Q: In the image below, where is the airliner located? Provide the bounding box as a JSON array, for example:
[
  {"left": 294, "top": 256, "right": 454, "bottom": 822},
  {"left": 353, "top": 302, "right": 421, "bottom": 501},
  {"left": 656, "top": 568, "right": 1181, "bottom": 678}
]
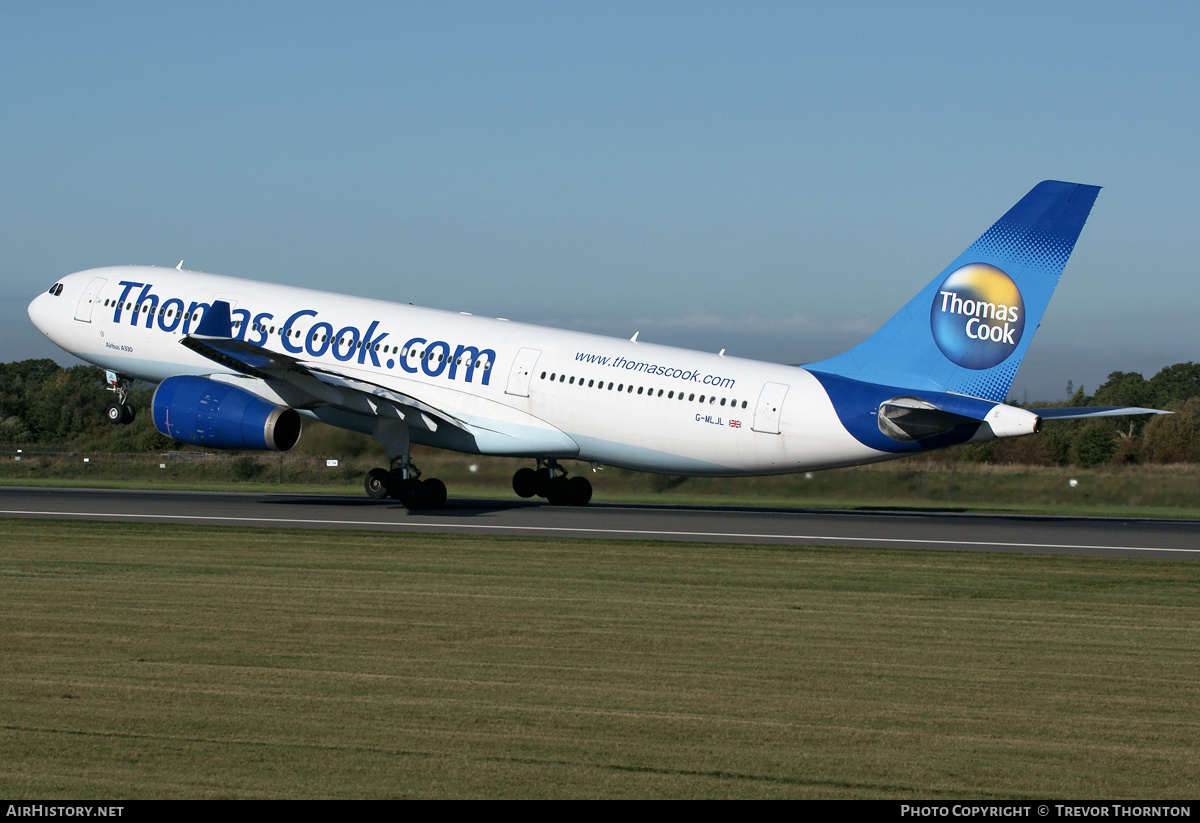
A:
[{"left": 27, "top": 181, "right": 1161, "bottom": 508}]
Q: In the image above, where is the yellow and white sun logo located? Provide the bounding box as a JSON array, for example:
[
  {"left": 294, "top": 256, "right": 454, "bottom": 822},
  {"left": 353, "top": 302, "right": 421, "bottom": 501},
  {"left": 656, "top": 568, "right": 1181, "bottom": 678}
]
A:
[{"left": 929, "top": 263, "right": 1025, "bottom": 369}]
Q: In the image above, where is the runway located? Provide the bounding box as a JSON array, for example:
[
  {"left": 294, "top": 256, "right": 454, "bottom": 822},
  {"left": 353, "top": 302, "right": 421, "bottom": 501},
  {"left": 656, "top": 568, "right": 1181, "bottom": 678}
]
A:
[{"left": 2, "top": 485, "right": 1197, "bottom": 558}]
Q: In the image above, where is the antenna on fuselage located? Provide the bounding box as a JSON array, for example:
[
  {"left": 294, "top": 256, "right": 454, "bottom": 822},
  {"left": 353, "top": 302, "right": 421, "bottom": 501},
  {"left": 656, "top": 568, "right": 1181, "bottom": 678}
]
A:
[
  {"left": 176, "top": 260, "right": 184, "bottom": 270},
  {"left": 630, "top": 331, "right": 639, "bottom": 343}
]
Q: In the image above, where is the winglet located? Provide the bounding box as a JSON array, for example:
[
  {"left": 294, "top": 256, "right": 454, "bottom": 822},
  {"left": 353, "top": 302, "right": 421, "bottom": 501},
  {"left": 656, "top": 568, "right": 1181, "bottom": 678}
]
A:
[{"left": 193, "top": 300, "right": 233, "bottom": 338}]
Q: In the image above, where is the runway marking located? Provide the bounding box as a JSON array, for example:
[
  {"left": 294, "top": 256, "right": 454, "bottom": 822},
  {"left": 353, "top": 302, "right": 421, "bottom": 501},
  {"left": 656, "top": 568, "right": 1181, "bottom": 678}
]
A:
[{"left": 1, "top": 509, "right": 1196, "bottom": 555}]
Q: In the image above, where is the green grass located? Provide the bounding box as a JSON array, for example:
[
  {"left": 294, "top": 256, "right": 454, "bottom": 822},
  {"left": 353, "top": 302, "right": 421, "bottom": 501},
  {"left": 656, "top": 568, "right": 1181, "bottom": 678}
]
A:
[{"left": 2, "top": 519, "right": 1198, "bottom": 798}]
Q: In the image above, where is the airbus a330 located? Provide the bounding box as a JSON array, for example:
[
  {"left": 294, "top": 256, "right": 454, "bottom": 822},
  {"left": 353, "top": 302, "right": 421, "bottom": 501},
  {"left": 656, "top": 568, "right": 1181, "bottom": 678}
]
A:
[{"left": 28, "top": 181, "right": 1159, "bottom": 508}]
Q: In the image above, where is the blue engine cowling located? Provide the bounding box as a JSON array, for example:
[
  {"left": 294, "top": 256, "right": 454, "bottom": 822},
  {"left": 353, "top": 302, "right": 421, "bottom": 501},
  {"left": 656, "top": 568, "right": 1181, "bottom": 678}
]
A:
[{"left": 152, "top": 375, "right": 302, "bottom": 451}]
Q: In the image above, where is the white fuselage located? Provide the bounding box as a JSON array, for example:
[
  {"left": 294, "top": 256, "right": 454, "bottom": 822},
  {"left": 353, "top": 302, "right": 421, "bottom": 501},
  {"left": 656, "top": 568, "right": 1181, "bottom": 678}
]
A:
[{"left": 29, "top": 265, "right": 886, "bottom": 475}]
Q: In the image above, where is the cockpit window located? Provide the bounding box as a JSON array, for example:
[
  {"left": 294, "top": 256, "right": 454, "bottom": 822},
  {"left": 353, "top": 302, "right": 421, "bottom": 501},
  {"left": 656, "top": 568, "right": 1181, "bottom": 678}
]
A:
[{"left": 48, "top": 283, "right": 64, "bottom": 296}]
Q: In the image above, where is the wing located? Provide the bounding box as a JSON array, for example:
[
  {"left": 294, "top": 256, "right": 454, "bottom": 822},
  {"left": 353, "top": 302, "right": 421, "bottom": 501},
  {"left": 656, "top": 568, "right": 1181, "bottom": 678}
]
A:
[
  {"left": 181, "top": 300, "right": 465, "bottom": 426},
  {"left": 180, "top": 300, "right": 578, "bottom": 456}
]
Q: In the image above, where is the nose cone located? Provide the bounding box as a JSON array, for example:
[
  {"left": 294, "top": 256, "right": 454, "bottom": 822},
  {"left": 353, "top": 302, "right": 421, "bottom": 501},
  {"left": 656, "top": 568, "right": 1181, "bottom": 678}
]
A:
[{"left": 28, "top": 290, "right": 55, "bottom": 336}]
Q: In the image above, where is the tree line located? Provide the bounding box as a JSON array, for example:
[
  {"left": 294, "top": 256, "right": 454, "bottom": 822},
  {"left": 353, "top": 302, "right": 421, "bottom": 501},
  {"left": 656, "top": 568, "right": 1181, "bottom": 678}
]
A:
[{"left": 2, "top": 358, "right": 1198, "bottom": 466}]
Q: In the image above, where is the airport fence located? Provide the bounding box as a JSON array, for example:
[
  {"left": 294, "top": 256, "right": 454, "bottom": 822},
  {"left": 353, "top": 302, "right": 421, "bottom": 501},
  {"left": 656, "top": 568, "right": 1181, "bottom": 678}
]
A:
[{"left": 1, "top": 449, "right": 372, "bottom": 487}]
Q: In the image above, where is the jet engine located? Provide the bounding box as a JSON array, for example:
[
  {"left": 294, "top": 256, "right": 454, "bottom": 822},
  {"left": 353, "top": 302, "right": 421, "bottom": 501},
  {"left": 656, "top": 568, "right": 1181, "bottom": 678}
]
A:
[{"left": 152, "top": 375, "right": 302, "bottom": 451}]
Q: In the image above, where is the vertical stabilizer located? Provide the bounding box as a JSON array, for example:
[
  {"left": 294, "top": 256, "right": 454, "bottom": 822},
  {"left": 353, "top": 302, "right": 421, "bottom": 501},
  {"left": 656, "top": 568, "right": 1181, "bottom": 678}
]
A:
[{"left": 807, "top": 181, "right": 1100, "bottom": 401}]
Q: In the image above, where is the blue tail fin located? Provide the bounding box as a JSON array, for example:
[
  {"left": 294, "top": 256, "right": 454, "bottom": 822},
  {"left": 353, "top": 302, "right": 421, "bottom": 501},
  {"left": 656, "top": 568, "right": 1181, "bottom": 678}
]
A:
[{"left": 806, "top": 181, "right": 1101, "bottom": 402}]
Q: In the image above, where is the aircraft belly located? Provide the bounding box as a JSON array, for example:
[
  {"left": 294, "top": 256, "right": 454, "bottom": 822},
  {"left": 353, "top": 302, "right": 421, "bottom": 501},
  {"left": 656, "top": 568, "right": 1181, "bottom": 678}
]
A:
[{"left": 560, "top": 402, "right": 761, "bottom": 474}]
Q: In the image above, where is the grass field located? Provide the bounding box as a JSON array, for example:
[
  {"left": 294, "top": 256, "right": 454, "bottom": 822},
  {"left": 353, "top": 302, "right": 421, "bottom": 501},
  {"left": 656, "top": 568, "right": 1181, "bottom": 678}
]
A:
[{"left": 2, "top": 519, "right": 1198, "bottom": 798}]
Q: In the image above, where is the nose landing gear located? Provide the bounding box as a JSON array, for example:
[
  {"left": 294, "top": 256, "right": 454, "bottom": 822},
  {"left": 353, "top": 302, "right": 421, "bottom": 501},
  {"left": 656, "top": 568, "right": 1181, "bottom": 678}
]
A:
[{"left": 104, "top": 371, "right": 136, "bottom": 425}]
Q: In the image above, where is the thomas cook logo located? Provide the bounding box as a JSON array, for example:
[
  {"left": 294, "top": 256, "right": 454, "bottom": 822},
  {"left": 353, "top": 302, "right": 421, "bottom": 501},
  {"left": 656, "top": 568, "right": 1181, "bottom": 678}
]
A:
[{"left": 930, "top": 263, "right": 1025, "bottom": 370}]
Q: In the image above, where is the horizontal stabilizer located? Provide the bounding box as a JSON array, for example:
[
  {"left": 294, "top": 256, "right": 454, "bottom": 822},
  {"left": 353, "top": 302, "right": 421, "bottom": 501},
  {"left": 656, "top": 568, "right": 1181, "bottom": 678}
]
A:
[{"left": 1037, "top": 406, "right": 1170, "bottom": 420}]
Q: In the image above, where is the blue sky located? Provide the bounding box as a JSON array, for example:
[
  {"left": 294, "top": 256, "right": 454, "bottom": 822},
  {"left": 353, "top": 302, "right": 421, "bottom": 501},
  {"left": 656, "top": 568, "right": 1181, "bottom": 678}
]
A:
[{"left": 2, "top": 1, "right": 1196, "bottom": 400}]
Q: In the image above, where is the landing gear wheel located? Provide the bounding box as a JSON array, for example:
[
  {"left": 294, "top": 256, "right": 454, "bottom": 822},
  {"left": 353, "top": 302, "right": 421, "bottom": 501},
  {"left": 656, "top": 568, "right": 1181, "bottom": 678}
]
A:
[
  {"left": 105, "top": 373, "right": 134, "bottom": 425},
  {"left": 545, "top": 476, "right": 571, "bottom": 506},
  {"left": 365, "top": 468, "right": 392, "bottom": 499},
  {"left": 513, "top": 467, "right": 537, "bottom": 498},
  {"left": 388, "top": 469, "right": 412, "bottom": 500},
  {"left": 567, "top": 476, "right": 592, "bottom": 506},
  {"left": 391, "top": 477, "right": 422, "bottom": 506},
  {"left": 422, "top": 478, "right": 447, "bottom": 510},
  {"left": 533, "top": 467, "right": 552, "bottom": 498}
]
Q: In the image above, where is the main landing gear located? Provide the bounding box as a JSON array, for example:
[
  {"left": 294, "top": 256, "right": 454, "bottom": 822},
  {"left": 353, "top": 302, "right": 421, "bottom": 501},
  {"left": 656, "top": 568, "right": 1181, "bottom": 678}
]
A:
[
  {"left": 105, "top": 371, "right": 136, "bottom": 425},
  {"left": 364, "top": 461, "right": 447, "bottom": 510},
  {"left": 512, "top": 459, "right": 592, "bottom": 506},
  {"left": 365, "top": 420, "right": 447, "bottom": 510}
]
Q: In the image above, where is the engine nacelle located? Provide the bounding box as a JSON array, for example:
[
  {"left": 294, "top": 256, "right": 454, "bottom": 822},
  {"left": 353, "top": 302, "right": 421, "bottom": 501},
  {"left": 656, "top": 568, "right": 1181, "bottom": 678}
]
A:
[{"left": 152, "top": 375, "right": 302, "bottom": 451}]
